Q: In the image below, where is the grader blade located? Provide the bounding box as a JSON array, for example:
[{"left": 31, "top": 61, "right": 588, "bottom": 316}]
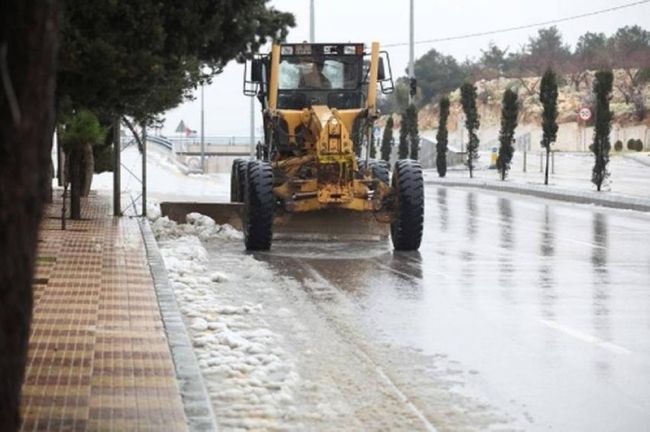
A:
[
  {"left": 273, "top": 210, "right": 389, "bottom": 241},
  {"left": 159, "top": 202, "right": 388, "bottom": 241}
]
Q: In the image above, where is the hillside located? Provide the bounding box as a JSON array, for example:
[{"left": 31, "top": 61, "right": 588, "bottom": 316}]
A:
[{"left": 415, "top": 69, "right": 650, "bottom": 135}]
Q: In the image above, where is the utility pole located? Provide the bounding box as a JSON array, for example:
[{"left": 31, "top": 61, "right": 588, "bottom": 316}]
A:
[
  {"left": 200, "top": 83, "right": 205, "bottom": 172},
  {"left": 310, "top": 0, "right": 315, "bottom": 43},
  {"left": 142, "top": 123, "right": 147, "bottom": 217},
  {"left": 408, "top": 0, "right": 415, "bottom": 105},
  {"left": 113, "top": 117, "right": 121, "bottom": 216}
]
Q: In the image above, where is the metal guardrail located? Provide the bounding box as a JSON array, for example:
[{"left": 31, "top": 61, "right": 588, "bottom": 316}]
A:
[
  {"left": 147, "top": 135, "right": 174, "bottom": 151},
  {"left": 163, "top": 136, "right": 264, "bottom": 147}
]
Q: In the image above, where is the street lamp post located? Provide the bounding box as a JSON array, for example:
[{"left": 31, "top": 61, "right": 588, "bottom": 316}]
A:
[
  {"left": 408, "top": 0, "right": 415, "bottom": 105},
  {"left": 310, "top": 0, "right": 315, "bottom": 43},
  {"left": 200, "top": 82, "right": 205, "bottom": 172}
]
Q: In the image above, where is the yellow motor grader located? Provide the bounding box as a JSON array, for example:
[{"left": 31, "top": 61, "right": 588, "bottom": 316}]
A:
[{"left": 232, "top": 42, "right": 423, "bottom": 251}]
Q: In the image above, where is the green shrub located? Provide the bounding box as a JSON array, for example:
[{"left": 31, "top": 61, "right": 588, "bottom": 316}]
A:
[
  {"left": 635, "top": 139, "right": 644, "bottom": 152},
  {"left": 627, "top": 138, "right": 636, "bottom": 150},
  {"left": 614, "top": 140, "right": 623, "bottom": 151}
]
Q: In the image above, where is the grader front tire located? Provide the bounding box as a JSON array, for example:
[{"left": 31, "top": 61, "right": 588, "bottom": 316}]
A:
[
  {"left": 390, "top": 159, "right": 424, "bottom": 251},
  {"left": 243, "top": 160, "right": 274, "bottom": 251}
]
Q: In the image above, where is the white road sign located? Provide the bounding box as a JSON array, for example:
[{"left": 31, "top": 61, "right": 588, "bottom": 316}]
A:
[{"left": 579, "top": 107, "right": 592, "bottom": 122}]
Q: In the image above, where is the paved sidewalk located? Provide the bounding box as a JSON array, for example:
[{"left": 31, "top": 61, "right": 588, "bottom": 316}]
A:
[{"left": 20, "top": 192, "right": 188, "bottom": 431}]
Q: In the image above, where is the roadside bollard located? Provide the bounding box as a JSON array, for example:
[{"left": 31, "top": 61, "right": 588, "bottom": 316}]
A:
[{"left": 523, "top": 151, "right": 527, "bottom": 173}]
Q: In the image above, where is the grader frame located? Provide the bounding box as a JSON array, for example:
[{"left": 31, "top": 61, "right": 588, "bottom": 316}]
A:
[{"left": 234, "top": 42, "right": 423, "bottom": 251}]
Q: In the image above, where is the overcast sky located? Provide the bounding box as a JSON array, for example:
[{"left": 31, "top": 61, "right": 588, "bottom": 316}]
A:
[{"left": 160, "top": 0, "right": 649, "bottom": 137}]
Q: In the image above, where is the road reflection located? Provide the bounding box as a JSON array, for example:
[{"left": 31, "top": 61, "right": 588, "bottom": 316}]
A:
[
  {"left": 591, "top": 213, "right": 611, "bottom": 375},
  {"left": 538, "top": 206, "right": 556, "bottom": 321},
  {"left": 437, "top": 188, "right": 449, "bottom": 232},
  {"left": 460, "top": 193, "right": 477, "bottom": 294},
  {"left": 498, "top": 198, "right": 515, "bottom": 294},
  {"left": 466, "top": 192, "right": 478, "bottom": 241},
  {"left": 387, "top": 251, "right": 423, "bottom": 300}
]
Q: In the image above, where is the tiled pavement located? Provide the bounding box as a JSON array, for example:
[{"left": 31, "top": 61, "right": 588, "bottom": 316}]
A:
[{"left": 20, "top": 192, "right": 189, "bottom": 431}]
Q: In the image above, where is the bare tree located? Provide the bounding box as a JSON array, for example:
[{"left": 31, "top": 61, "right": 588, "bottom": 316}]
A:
[{"left": 609, "top": 26, "right": 650, "bottom": 120}]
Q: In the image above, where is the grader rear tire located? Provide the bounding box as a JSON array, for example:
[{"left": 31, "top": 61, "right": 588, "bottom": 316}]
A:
[
  {"left": 243, "top": 160, "right": 274, "bottom": 251},
  {"left": 230, "top": 158, "right": 247, "bottom": 202},
  {"left": 390, "top": 159, "right": 424, "bottom": 251},
  {"left": 359, "top": 159, "right": 390, "bottom": 184},
  {"left": 369, "top": 160, "right": 390, "bottom": 184}
]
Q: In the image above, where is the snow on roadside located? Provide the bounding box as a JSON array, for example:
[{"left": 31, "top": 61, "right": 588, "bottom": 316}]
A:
[
  {"left": 93, "top": 146, "right": 230, "bottom": 202},
  {"left": 150, "top": 209, "right": 301, "bottom": 430},
  {"left": 427, "top": 151, "right": 650, "bottom": 197}
]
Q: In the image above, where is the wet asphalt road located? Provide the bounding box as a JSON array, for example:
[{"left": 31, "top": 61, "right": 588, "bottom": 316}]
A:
[{"left": 212, "top": 186, "right": 650, "bottom": 431}]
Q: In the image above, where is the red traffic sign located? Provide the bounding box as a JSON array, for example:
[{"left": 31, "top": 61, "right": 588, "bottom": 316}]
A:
[{"left": 578, "top": 107, "right": 592, "bottom": 122}]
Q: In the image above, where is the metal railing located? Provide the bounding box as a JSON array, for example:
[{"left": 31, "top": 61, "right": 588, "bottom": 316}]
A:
[{"left": 161, "top": 135, "right": 264, "bottom": 147}]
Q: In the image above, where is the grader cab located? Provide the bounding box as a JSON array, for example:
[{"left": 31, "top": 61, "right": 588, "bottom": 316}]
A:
[{"left": 232, "top": 42, "right": 424, "bottom": 251}]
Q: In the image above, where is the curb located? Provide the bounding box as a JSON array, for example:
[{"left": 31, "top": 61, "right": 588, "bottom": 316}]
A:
[
  {"left": 424, "top": 178, "right": 650, "bottom": 213},
  {"left": 140, "top": 219, "right": 219, "bottom": 432}
]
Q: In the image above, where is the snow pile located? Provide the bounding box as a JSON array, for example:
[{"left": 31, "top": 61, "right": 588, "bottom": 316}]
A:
[
  {"left": 151, "top": 211, "right": 242, "bottom": 242},
  {"left": 185, "top": 212, "right": 243, "bottom": 241},
  {"left": 146, "top": 198, "right": 162, "bottom": 220},
  {"left": 155, "top": 211, "right": 300, "bottom": 429}
]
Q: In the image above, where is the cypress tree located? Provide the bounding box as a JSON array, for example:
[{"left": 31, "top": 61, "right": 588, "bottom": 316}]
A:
[
  {"left": 460, "top": 83, "right": 480, "bottom": 178},
  {"left": 369, "top": 134, "right": 377, "bottom": 159},
  {"left": 436, "top": 96, "right": 450, "bottom": 177},
  {"left": 591, "top": 70, "right": 614, "bottom": 191},
  {"left": 407, "top": 104, "right": 420, "bottom": 160},
  {"left": 540, "top": 68, "right": 558, "bottom": 186},
  {"left": 398, "top": 113, "right": 409, "bottom": 159},
  {"left": 380, "top": 116, "right": 394, "bottom": 163},
  {"left": 497, "top": 89, "right": 519, "bottom": 181}
]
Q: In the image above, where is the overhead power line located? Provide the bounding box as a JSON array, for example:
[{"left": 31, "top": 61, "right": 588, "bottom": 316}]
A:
[{"left": 384, "top": 0, "right": 650, "bottom": 48}]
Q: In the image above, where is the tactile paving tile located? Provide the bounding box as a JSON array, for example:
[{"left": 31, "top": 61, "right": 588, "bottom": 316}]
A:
[{"left": 21, "top": 192, "right": 188, "bottom": 431}]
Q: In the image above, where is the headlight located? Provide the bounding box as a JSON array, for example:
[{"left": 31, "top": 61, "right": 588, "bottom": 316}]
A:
[{"left": 280, "top": 46, "right": 294, "bottom": 55}]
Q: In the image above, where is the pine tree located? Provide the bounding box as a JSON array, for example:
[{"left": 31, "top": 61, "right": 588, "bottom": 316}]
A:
[
  {"left": 540, "top": 68, "right": 558, "bottom": 186},
  {"left": 60, "top": 110, "right": 106, "bottom": 219},
  {"left": 407, "top": 104, "right": 420, "bottom": 160},
  {"left": 380, "top": 116, "right": 394, "bottom": 163},
  {"left": 436, "top": 96, "right": 450, "bottom": 177},
  {"left": 497, "top": 89, "right": 519, "bottom": 180},
  {"left": 460, "top": 83, "right": 480, "bottom": 178},
  {"left": 591, "top": 70, "right": 613, "bottom": 191},
  {"left": 398, "top": 113, "right": 409, "bottom": 159}
]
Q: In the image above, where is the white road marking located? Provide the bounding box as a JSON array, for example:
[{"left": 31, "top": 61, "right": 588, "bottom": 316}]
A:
[
  {"left": 561, "top": 237, "right": 606, "bottom": 249},
  {"left": 539, "top": 319, "right": 632, "bottom": 355},
  {"left": 372, "top": 259, "right": 450, "bottom": 280}
]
